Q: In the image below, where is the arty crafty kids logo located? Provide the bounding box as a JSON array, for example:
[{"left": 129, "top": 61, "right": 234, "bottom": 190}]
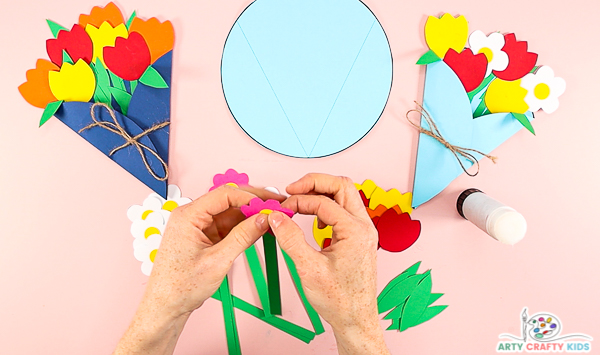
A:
[{"left": 497, "top": 308, "right": 592, "bottom": 353}]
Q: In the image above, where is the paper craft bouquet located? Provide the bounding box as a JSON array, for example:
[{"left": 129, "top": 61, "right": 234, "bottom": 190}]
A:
[
  {"left": 412, "top": 14, "right": 565, "bottom": 207},
  {"left": 19, "top": 2, "right": 174, "bottom": 197}
]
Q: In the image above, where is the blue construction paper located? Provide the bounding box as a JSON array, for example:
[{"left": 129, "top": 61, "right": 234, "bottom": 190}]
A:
[
  {"left": 54, "top": 102, "right": 168, "bottom": 197},
  {"left": 412, "top": 61, "right": 533, "bottom": 208},
  {"left": 221, "top": 0, "right": 392, "bottom": 158}
]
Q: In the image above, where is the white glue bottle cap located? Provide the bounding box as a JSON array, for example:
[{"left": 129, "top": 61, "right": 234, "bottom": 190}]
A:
[{"left": 456, "top": 189, "right": 527, "bottom": 245}]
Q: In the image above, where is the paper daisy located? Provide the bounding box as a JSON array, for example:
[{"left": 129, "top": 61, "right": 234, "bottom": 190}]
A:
[
  {"left": 520, "top": 66, "right": 566, "bottom": 113},
  {"left": 133, "top": 233, "right": 162, "bottom": 276},
  {"left": 130, "top": 211, "right": 166, "bottom": 239},
  {"left": 127, "top": 184, "right": 191, "bottom": 223},
  {"left": 210, "top": 169, "right": 250, "bottom": 190},
  {"left": 241, "top": 198, "right": 294, "bottom": 218},
  {"left": 468, "top": 30, "right": 509, "bottom": 76}
]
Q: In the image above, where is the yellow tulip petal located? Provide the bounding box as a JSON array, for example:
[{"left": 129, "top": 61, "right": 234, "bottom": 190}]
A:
[
  {"left": 312, "top": 218, "right": 333, "bottom": 248},
  {"left": 485, "top": 78, "right": 529, "bottom": 114},
  {"left": 85, "top": 22, "right": 129, "bottom": 65},
  {"left": 369, "top": 187, "right": 413, "bottom": 214},
  {"left": 425, "top": 14, "right": 469, "bottom": 58},
  {"left": 48, "top": 59, "right": 96, "bottom": 102},
  {"left": 355, "top": 179, "right": 378, "bottom": 199}
]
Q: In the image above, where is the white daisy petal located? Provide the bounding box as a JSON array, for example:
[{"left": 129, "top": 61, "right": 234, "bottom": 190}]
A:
[
  {"left": 487, "top": 32, "right": 505, "bottom": 49},
  {"left": 542, "top": 98, "right": 560, "bottom": 113},
  {"left": 468, "top": 30, "right": 487, "bottom": 50},
  {"left": 167, "top": 185, "right": 182, "bottom": 200},
  {"left": 127, "top": 205, "right": 143, "bottom": 222},
  {"left": 551, "top": 77, "right": 566, "bottom": 97},
  {"left": 492, "top": 50, "right": 509, "bottom": 72},
  {"left": 130, "top": 212, "right": 165, "bottom": 239}
]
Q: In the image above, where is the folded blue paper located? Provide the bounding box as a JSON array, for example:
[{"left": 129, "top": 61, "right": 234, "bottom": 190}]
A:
[
  {"left": 221, "top": 0, "right": 392, "bottom": 158},
  {"left": 54, "top": 52, "right": 172, "bottom": 198},
  {"left": 412, "top": 61, "right": 533, "bottom": 208}
]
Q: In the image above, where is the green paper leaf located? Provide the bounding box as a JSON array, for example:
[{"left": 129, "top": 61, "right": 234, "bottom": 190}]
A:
[
  {"left": 108, "top": 71, "right": 126, "bottom": 91},
  {"left": 399, "top": 274, "right": 432, "bottom": 331},
  {"left": 386, "top": 318, "right": 400, "bottom": 331},
  {"left": 512, "top": 112, "right": 536, "bottom": 135},
  {"left": 417, "top": 305, "right": 448, "bottom": 325},
  {"left": 244, "top": 245, "right": 272, "bottom": 317},
  {"left": 126, "top": 10, "right": 137, "bottom": 29},
  {"left": 139, "top": 66, "right": 169, "bottom": 88},
  {"left": 91, "top": 60, "right": 113, "bottom": 107},
  {"left": 263, "top": 232, "right": 282, "bottom": 315},
  {"left": 377, "top": 262, "right": 421, "bottom": 306},
  {"left": 473, "top": 96, "right": 489, "bottom": 118},
  {"left": 130, "top": 80, "right": 138, "bottom": 95},
  {"left": 46, "top": 19, "right": 67, "bottom": 38},
  {"left": 62, "top": 50, "right": 73, "bottom": 65},
  {"left": 39, "top": 100, "right": 63, "bottom": 126},
  {"left": 93, "top": 59, "right": 111, "bottom": 88},
  {"left": 379, "top": 271, "right": 429, "bottom": 314},
  {"left": 108, "top": 87, "right": 132, "bottom": 115},
  {"left": 416, "top": 50, "right": 441, "bottom": 65},
  {"left": 427, "top": 293, "right": 444, "bottom": 306},
  {"left": 468, "top": 74, "right": 496, "bottom": 101},
  {"left": 383, "top": 298, "right": 408, "bottom": 321}
]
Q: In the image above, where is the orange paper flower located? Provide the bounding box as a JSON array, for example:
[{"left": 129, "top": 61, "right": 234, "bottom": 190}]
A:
[
  {"left": 79, "top": 2, "right": 124, "bottom": 28},
  {"left": 18, "top": 59, "right": 58, "bottom": 108},
  {"left": 129, "top": 17, "right": 175, "bottom": 64}
]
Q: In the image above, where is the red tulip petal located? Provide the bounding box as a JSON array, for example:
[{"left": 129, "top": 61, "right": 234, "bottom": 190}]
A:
[
  {"left": 358, "top": 190, "right": 369, "bottom": 208},
  {"left": 443, "top": 48, "right": 488, "bottom": 92},
  {"left": 492, "top": 33, "right": 538, "bottom": 81},
  {"left": 103, "top": 32, "right": 151, "bottom": 81},
  {"left": 322, "top": 238, "right": 332, "bottom": 248},
  {"left": 377, "top": 210, "right": 421, "bottom": 253},
  {"left": 46, "top": 24, "right": 93, "bottom": 66}
]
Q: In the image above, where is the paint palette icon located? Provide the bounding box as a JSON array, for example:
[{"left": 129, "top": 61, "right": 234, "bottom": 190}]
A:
[{"left": 528, "top": 313, "right": 561, "bottom": 340}]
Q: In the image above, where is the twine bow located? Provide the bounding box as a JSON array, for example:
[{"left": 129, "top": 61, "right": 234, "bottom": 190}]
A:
[
  {"left": 406, "top": 101, "right": 497, "bottom": 177},
  {"left": 79, "top": 102, "right": 170, "bottom": 181}
]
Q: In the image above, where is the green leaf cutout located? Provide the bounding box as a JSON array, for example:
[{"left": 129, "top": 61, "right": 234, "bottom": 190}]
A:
[
  {"left": 108, "top": 87, "right": 132, "bottom": 115},
  {"left": 377, "top": 261, "right": 421, "bottom": 306},
  {"left": 46, "top": 19, "right": 67, "bottom": 38},
  {"left": 427, "top": 293, "right": 444, "bottom": 306},
  {"left": 94, "top": 59, "right": 111, "bottom": 88},
  {"left": 473, "top": 96, "right": 489, "bottom": 118},
  {"left": 62, "top": 50, "right": 73, "bottom": 65},
  {"left": 139, "top": 66, "right": 169, "bottom": 88},
  {"left": 108, "top": 71, "right": 126, "bottom": 91},
  {"left": 416, "top": 50, "right": 441, "bottom": 65},
  {"left": 126, "top": 10, "right": 137, "bottom": 29},
  {"left": 39, "top": 101, "right": 63, "bottom": 126},
  {"left": 512, "top": 112, "right": 536, "bottom": 135},
  {"left": 467, "top": 74, "right": 496, "bottom": 101},
  {"left": 417, "top": 305, "right": 448, "bottom": 325},
  {"left": 130, "top": 80, "right": 138, "bottom": 95},
  {"left": 399, "top": 274, "right": 432, "bottom": 331},
  {"left": 380, "top": 271, "right": 429, "bottom": 315}
]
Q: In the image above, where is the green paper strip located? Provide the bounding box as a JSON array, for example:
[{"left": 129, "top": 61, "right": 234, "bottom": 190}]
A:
[
  {"left": 244, "top": 245, "right": 272, "bottom": 317},
  {"left": 109, "top": 71, "right": 126, "bottom": 91},
  {"left": 130, "top": 80, "right": 138, "bottom": 95},
  {"left": 139, "top": 66, "right": 169, "bottom": 88},
  {"left": 126, "top": 10, "right": 137, "bottom": 29},
  {"left": 219, "top": 276, "right": 241, "bottom": 355},
  {"left": 46, "top": 19, "right": 67, "bottom": 38},
  {"left": 282, "top": 249, "right": 325, "bottom": 335},
  {"left": 108, "top": 87, "right": 132, "bottom": 116},
  {"left": 416, "top": 49, "right": 441, "bottom": 65},
  {"left": 472, "top": 96, "right": 489, "bottom": 118},
  {"left": 39, "top": 100, "right": 63, "bottom": 127},
  {"left": 467, "top": 74, "right": 496, "bottom": 101},
  {"left": 263, "top": 232, "right": 282, "bottom": 315},
  {"left": 62, "top": 50, "right": 73, "bottom": 65},
  {"left": 512, "top": 112, "right": 536, "bottom": 135},
  {"left": 211, "top": 292, "right": 316, "bottom": 343},
  {"left": 377, "top": 261, "right": 421, "bottom": 307}
]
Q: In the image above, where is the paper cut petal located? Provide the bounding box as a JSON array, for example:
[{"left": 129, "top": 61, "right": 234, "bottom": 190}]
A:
[
  {"left": 210, "top": 169, "right": 250, "bottom": 190},
  {"left": 46, "top": 24, "right": 93, "bottom": 66},
  {"left": 79, "top": 2, "right": 125, "bottom": 28},
  {"left": 485, "top": 78, "right": 529, "bottom": 114},
  {"left": 241, "top": 198, "right": 294, "bottom": 218},
  {"left": 520, "top": 66, "right": 565, "bottom": 114},
  {"left": 18, "top": 59, "right": 59, "bottom": 108},
  {"left": 312, "top": 218, "right": 333, "bottom": 248},
  {"left": 443, "top": 48, "right": 487, "bottom": 92},
  {"left": 104, "top": 32, "right": 151, "bottom": 80},
  {"left": 424, "top": 14, "right": 468, "bottom": 58},
  {"left": 129, "top": 17, "right": 175, "bottom": 64},
  {"left": 492, "top": 33, "right": 538, "bottom": 81},
  {"left": 85, "top": 22, "right": 129, "bottom": 65},
  {"left": 48, "top": 59, "right": 96, "bottom": 102},
  {"left": 369, "top": 187, "right": 413, "bottom": 214},
  {"left": 377, "top": 210, "right": 421, "bottom": 253},
  {"left": 355, "top": 179, "right": 378, "bottom": 200}
]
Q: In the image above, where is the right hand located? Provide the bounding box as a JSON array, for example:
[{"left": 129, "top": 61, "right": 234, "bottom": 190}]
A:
[{"left": 268, "top": 174, "right": 390, "bottom": 355}]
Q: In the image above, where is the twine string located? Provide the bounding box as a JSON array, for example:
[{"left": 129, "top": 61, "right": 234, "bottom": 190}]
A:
[
  {"left": 79, "top": 103, "right": 169, "bottom": 181},
  {"left": 406, "top": 101, "right": 497, "bottom": 177}
]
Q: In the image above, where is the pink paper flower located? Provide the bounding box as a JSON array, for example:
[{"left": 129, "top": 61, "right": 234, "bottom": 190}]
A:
[
  {"left": 241, "top": 198, "right": 294, "bottom": 218},
  {"left": 210, "top": 169, "right": 250, "bottom": 191}
]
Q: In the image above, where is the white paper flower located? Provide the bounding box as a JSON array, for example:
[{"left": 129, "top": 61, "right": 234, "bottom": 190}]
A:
[
  {"left": 127, "top": 195, "right": 169, "bottom": 222},
  {"left": 520, "top": 66, "right": 566, "bottom": 113},
  {"left": 130, "top": 211, "right": 166, "bottom": 239},
  {"left": 468, "top": 30, "right": 509, "bottom": 76},
  {"left": 161, "top": 185, "right": 192, "bottom": 212},
  {"left": 133, "top": 234, "right": 162, "bottom": 276}
]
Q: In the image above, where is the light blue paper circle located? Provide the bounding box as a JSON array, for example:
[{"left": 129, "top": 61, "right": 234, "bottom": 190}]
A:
[{"left": 221, "top": 0, "right": 393, "bottom": 158}]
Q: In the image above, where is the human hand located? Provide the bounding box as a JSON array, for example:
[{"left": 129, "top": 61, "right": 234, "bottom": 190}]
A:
[
  {"left": 268, "top": 174, "right": 390, "bottom": 355},
  {"left": 114, "top": 186, "right": 275, "bottom": 355}
]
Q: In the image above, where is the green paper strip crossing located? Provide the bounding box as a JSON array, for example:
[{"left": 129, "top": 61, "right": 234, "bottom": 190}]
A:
[
  {"left": 244, "top": 245, "right": 272, "bottom": 317},
  {"left": 263, "top": 232, "right": 282, "bottom": 315}
]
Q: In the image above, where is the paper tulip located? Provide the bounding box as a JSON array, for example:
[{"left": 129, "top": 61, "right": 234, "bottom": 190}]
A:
[
  {"left": 18, "top": 59, "right": 58, "bottom": 108},
  {"left": 492, "top": 33, "right": 538, "bottom": 81},
  {"left": 46, "top": 24, "right": 93, "bottom": 66},
  {"left": 443, "top": 48, "right": 488, "bottom": 92},
  {"left": 104, "top": 32, "right": 151, "bottom": 80},
  {"left": 484, "top": 78, "right": 529, "bottom": 114},
  {"left": 425, "top": 14, "right": 468, "bottom": 58},
  {"left": 79, "top": 2, "right": 124, "bottom": 28},
  {"left": 48, "top": 59, "right": 96, "bottom": 102},
  {"left": 129, "top": 17, "right": 175, "bottom": 64},
  {"left": 85, "top": 22, "right": 128, "bottom": 65}
]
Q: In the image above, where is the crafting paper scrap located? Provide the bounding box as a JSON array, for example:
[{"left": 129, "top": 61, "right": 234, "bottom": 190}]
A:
[{"left": 221, "top": 0, "right": 392, "bottom": 158}]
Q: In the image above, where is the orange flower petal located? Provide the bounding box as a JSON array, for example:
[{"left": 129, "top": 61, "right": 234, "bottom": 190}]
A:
[
  {"left": 129, "top": 17, "right": 174, "bottom": 64},
  {"left": 367, "top": 205, "right": 388, "bottom": 219},
  {"left": 18, "top": 59, "right": 58, "bottom": 108},
  {"left": 79, "top": 2, "right": 124, "bottom": 28}
]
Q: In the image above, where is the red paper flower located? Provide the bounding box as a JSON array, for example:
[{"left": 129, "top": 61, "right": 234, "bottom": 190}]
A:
[
  {"left": 375, "top": 209, "right": 421, "bottom": 253},
  {"left": 103, "top": 32, "right": 151, "bottom": 80},
  {"left": 46, "top": 24, "right": 93, "bottom": 66},
  {"left": 443, "top": 48, "right": 488, "bottom": 92},
  {"left": 492, "top": 33, "right": 538, "bottom": 81}
]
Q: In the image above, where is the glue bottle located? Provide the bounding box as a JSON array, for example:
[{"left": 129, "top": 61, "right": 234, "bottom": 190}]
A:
[{"left": 456, "top": 189, "right": 527, "bottom": 245}]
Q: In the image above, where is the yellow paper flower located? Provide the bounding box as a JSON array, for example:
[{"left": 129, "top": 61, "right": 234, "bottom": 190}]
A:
[
  {"left": 369, "top": 187, "right": 413, "bottom": 214},
  {"left": 425, "top": 14, "right": 469, "bottom": 58},
  {"left": 85, "top": 21, "right": 129, "bottom": 65},
  {"left": 485, "top": 78, "right": 529, "bottom": 114},
  {"left": 48, "top": 59, "right": 96, "bottom": 102}
]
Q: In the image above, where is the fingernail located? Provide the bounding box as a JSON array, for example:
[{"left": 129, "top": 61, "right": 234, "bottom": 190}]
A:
[
  {"left": 255, "top": 213, "right": 268, "bottom": 230},
  {"left": 269, "top": 212, "right": 284, "bottom": 229}
]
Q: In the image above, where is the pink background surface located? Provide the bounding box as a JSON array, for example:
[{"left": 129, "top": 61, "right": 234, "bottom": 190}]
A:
[{"left": 2, "top": 0, "right": 599, "bottom": 354}]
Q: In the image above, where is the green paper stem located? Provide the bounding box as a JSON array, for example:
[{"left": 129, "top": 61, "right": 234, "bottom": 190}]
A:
[
  {"left": 512, "top": 112, "right": 536, "bottom": 135},
  {"left": 108, "top": 88, "right": 132, "bottom": 116},
  {"left": 126, "top": 10, "right": 137, "bottom": 29},
  {"left": 109, "top": 71, "right": 126, "bottom": 91},
  {"left": 39, "top": 101, "right": 63, "bottom": 126},
  {"left": 244, "top": 245, "right": 272, "bottom": 317},
  {"left": 416, "top": 49, "right": 441, "bottom": 65},
  {"left": 139, "top": 66, "right": 169, "bottom": 88},
  {"left": 472, "top": 97, "right": 489, "bottom": 118},
  {"left": 219, "top": 276, "right": 242, "bottom": 355},
  {"left": 467, "top": 74, "right": 496, "bottom": 101},
  {"left": 263, "top": 232, "right": 282, "bottom": 315},
  {"left": 282, "top": 250, "right": 325, "bottom": 335},
  {"left": 46, "top": 19, "right": 67, "bottom": 38},
  {"left": 130, "top": 80, "right": 138, "bottom": 96}
]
